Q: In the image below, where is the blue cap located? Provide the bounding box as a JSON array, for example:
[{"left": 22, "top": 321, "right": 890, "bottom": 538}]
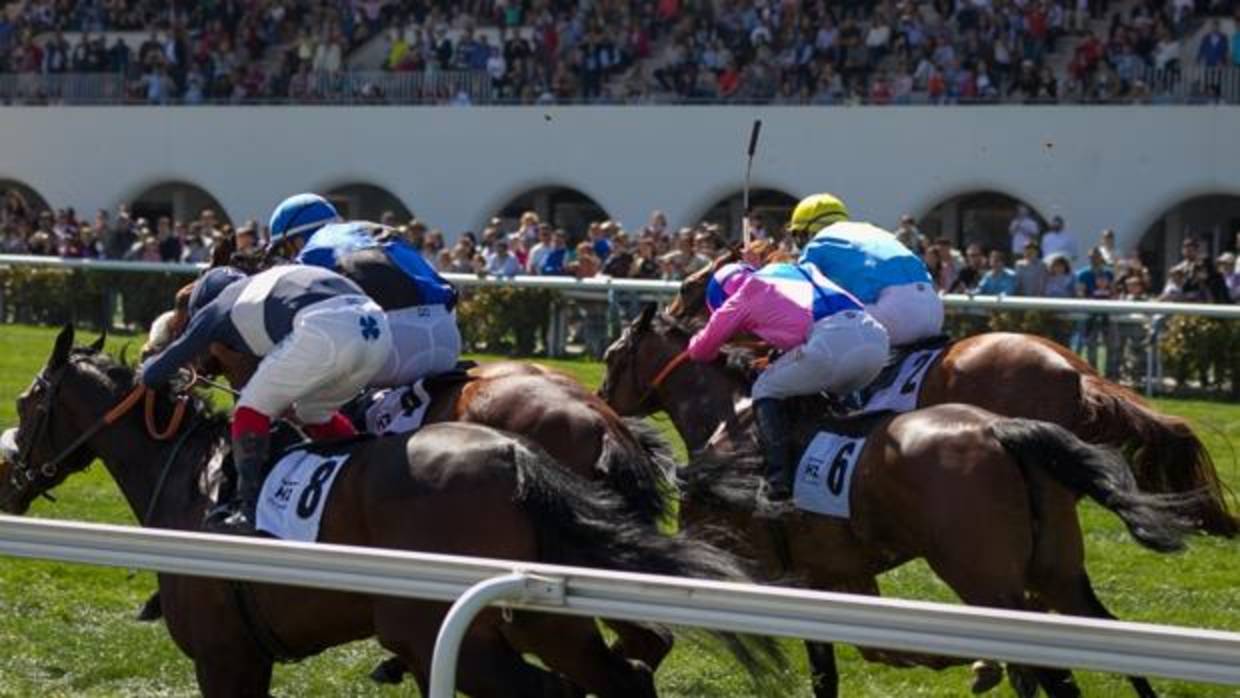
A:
[
  {"left": 267, "top": 193, "right": 341, "bottom": 249},
  {"left": 188, "top": 267, "right": 246, "bottom": 316}
]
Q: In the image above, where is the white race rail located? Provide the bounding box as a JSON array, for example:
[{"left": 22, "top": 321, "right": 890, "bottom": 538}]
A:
[
  {"left": 0, "top": 515, "right": 1238, "bottom": 697},
  {"left": 2, "top": 253, "right": 1240, "bottom": 319}
]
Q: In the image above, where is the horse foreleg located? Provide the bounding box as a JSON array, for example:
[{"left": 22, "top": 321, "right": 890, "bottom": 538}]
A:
[
  {"left": 605, "top": 620, "right": 673, "bottom": 670},
  {"left": 193, "top": 652, "right": 273, "bottom": 698},
  {"left": 805, "top": 641, "right": 839, "bottom": 698},
  {"left": 503, "top": 611, "right": 654, "bottom": 698}
]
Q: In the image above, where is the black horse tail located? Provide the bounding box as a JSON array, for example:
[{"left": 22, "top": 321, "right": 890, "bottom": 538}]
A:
[
  {"left": 600, "top": 417, "right": 679, "bottom": 528},
  {"left": 1075, "top": 373, "right": 1237, "bottom": 537},
  {"left": 511, "top": 442, "right": 790, "bottom": 691},
  {"left": 989, "top": 418, "right": 1197, "bottom": 553}
]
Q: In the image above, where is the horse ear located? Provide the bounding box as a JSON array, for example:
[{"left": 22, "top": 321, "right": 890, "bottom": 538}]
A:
[
  {"left": 49, "top": 323, "right": 75, "bottom": 369},
  {"left": 87, "top": 330, "right": 107, "bottom": 353},
  {"left": 637, "top": 303, "right": 657, "bottom": 332}
]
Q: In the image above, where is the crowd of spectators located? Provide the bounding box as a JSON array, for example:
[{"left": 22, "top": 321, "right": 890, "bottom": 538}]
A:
[{"left": 4, "top": 0, "right": 1240, "bottom": 104}]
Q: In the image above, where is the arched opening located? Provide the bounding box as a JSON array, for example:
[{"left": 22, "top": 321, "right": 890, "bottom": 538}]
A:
[
  {"left": 324, "top": 183, "right": 412, "bottom": 224},
  {"left": 696, "top": 188, "right": 798, "bottom": 241},
  {"left": 0, "top": 178, "right": 51, "bottom": 224},
  {"left": 920, "top": 191, "right": 1046, "bottom": 254},
  {"left": 493, "top": 186, "right": 609, "bottom": 241},
  {"left": 1139, "top": 194, "right": 1240, "bottom": 286},
  {"left": 130, "top": 181, "right": 230, "bottom": 228}
]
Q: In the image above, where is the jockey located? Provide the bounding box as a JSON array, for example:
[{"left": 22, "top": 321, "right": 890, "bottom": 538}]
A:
[
  {"left": 267, "top": 193, "right": 461, "bottom": 387},
  {"left": 140, "top": 265, "right": 392, "bottom": 534},
  {"left": 687, "top": 262, "right": 890, "bottom": 501},
  {"left": 789, "top": 193, "right": 944, "bottom": 347}
]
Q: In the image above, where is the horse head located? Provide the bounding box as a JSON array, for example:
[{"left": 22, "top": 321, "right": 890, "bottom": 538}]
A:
[
  {"left": 599, "top": 303, "right": 688, "bottom": 417},
  {"left": 667, "top": 250, "right": 740, "bottom": 320},
  {"left": 1, "top": 325, "right": 113, "bottom": 514}
]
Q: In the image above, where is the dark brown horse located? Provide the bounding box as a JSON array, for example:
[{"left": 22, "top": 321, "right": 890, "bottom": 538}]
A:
[
  {"left": 139, "top": 275, "right": 682, "bottom": 682},
  {"left": 670, "top": 255, "right": 1237, "bottom": 537},
  {"left": 0, "top": 325, "right": 786, "bottom": 698},
  {"left": 599, "top": 305, "right": 1195, "bottom": 698}
]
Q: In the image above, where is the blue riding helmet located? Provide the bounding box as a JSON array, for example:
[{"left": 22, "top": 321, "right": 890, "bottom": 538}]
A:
[
  {"left": 267, "top": 193, "right": 342, "bottom": 250},
  {"left": 705, "top": 262, "right": 755, "bottom": 313},
  {"left": 188, "top": 267, "right": 247, "bottom": 316}
]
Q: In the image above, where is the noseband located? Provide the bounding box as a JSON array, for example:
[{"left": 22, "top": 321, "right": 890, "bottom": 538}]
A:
[{"left": 10, "top": 363, "right": 192, "bottom": 493}]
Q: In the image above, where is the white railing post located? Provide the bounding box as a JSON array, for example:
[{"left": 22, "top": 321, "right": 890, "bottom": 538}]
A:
[
  {"left": 429, "top": 573, "right": 528, "bottom": 698},
  {"left": 428, "top": 572, "right": 566, "bottom": 698}
]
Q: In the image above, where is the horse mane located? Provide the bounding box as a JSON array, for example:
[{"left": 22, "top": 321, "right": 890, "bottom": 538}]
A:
[{"left": 68, "top": 347, "right": 228, "bottom": 429}]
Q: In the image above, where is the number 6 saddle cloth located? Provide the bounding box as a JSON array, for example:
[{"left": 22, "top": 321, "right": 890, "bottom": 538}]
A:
[{"left": 256, "top": 445, "right": 354, "bottom": 541}]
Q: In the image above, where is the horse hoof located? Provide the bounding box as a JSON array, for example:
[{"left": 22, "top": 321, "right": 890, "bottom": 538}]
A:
[
  {"left": 1008, "top": 665, "right": 1040, "bottom": 698},
  {"left": 970, "top": 660, "right": 1003, "bottom": 694},
  {"left": 368, "top": 656, "right": 407, "bottom": 685},
  {"left": 136, "top": 591, "right": 163, "bottom": 622}
]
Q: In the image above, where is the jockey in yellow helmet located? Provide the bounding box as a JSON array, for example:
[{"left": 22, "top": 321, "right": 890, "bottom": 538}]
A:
[{"left": 788, "top": 193, "right": 944, "bottom": 347}]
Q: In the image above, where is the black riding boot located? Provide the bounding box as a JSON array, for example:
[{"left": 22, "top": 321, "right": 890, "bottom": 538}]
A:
[
  {"left": 207, "top": 431, "right": 268, "bottom": 535},
  {"left": 754, "top": 398, "right": 794, "bottom": 502}
]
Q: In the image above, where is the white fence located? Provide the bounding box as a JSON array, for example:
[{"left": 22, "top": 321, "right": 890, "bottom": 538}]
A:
[
  {"left": 2, "top": 254, "right": 1239, "bottom": 395},
  {"left": 0, "top": 515, "right": 1237, "bottom": 697}
]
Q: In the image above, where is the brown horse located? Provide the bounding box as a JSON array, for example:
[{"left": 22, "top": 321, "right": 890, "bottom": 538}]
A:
[
  {"left": 0, "top": 325, "right": 787, "bottom": 698},
  {"left": 670, "top": 255, "right": 1237, "bottom": 537},
  {"left": 598, "top": 305, "right": 1195, "bottom": 698},
  {"left": 139, "top": 274, "right": 682, "bottom": 683}
]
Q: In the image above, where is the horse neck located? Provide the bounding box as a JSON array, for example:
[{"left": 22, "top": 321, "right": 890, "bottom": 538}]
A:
[
  {"left": 659, "top": 361, "right": 751, "bottom": 453},
  {"left": 88, "top": 410, "right": 210, "bottom": 528}
]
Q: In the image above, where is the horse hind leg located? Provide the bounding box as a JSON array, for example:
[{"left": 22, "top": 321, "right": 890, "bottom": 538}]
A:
[
  {"left": 1034, "top": 572, "right": 1159, "bottom": 698},
  {"left": 502, "top": 611, "right": 656, "bottom": 698},
  {"left": 605, "top": 619, "right": 674, "bottom": 670}
]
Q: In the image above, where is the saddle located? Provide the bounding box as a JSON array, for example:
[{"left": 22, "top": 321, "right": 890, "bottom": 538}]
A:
[{"left": 343, "top": 360, "right": 478, "bottom": 434}]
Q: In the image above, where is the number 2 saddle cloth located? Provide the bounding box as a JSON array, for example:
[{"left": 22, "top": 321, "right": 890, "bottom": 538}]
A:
[{"left": 792, "top": 336, "right": 948, "bottom": 519}]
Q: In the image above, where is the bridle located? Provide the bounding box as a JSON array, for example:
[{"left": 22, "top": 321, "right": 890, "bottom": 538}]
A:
[{"left": 9, "top": 360, "right": 192, "bottom": 495}]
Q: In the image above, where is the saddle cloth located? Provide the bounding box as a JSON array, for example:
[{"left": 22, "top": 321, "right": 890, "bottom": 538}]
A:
[
  {"left": 841, "top": 336, "right": 949, "bottom": 416},
  {"left": 351, "top": 361, "right": 476, "bottom": 436},
  {"left": 256, "top": 447, "right": 352, "bottom": 541},
  {"left": 792, "top": 430, "right": 868, "bottom": 519}
]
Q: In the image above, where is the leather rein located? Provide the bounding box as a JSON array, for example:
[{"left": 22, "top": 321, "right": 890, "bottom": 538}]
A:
[{"left": 11, "top": 365, "right": 192, "bottom": 489}]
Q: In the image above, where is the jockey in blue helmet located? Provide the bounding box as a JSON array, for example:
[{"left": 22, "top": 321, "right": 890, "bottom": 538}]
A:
[{"left": 267, "top": 193, "right": 461, "bottom": 389}]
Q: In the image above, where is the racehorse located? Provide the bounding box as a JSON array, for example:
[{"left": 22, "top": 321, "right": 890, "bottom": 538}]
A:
[
  {"left": 598, "top": 305, "right": 1195, "bottom": 698},
  {"left": 142, "top": 278, "right": 681, "bottom": 678},
  {"left": 0, "top": 325, "right": 787, "bottom": 698},
  {"left": 670, "top": 254, "right": 1236, "bottom": 537}
]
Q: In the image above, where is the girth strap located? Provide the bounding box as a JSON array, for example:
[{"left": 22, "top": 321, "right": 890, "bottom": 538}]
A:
[{"left": 230, "top": 579, "right": 301, "bottom": 664}]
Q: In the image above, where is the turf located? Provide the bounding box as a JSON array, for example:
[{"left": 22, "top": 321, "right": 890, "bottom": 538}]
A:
[{"left": 0, "top": 323, "right": 1237, "bottom": 697}]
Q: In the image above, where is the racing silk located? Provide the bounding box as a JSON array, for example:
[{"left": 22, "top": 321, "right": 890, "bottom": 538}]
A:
[
  {"left": 140, "top": 265, "right": 365, "bottom": 386},
  {"left": 688, "top": 262, "right": 862, "bottom": 362},
  {"left": 799, "top": 221, "right": 933, "bottom": 304},
  {"left": 299, "top": 221, "right": 457, "bottom": 310}
]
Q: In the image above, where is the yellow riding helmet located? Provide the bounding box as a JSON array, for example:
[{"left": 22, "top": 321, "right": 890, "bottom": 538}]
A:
[{"left": 787, "top": 193, "right": 850, "bottom": 236}]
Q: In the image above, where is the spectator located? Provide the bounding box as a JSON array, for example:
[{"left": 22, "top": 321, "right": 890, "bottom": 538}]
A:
[
  {"left": 103, "top": 209, "right": 135, "bottom": 259},
  {"left": 978, "top": 250, "right": 1017, "bottom": 295},
  {"left": 1044, "top": 255, "right": 1076, "bottom": 297},
  {"left": 1096, "top": 228, "right": 1118, "bottom": 265},
  {"left": 949, "top": 242, "right": 987, "bottom": 293},
  {"left": 659, "top": 228, "right": 709, "bottom": 280},
  {"left": 631, "top": 236, "right": 661, "bottom": 279},
  {"left": 1198, "top": 20, "right": 1229, "bottom": 67},
  {"left": 1219, "top": 252, "right": 1240, "bottom": 301},
  {"left": 484, "top": 238, "right": 522, "bottom": 277},
  {"left": 1075, "top": 246, "right": 1118, "bottom": 378},
  {"left": 1013, "top": 242, "right": 1049, "bottom": 296},
  {"left": 1008, "top": 205, "right": 1040, "bottom": 254},
  {"left": 526, "top": 223, "right": 554, "bottom": 274},
  {"left": 1159, "top": 266, "right": 1188, "bottom": 301},
  {"left": 1041, "top": 215, "right": 1079, "bottom": 264},
  {"left": 540, "top": 230, "right": 570, "bottom": 276},
  {"left": 569, "top": 241, "right": 602, "bottom": 278},
  {"left": 601, "top": 231, "right": 634, "bottom": 278},
  {"left": 894, "top": 214, "right": 926, "bottom": 253}
]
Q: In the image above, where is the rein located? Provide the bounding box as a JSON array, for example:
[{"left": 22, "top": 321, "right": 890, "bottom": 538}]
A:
[
  {"left": 638, "top": 351, "right": 689, "bottom": 407},
  {"left": 15, "top": 368, "right": 194, "bottom": 488}
]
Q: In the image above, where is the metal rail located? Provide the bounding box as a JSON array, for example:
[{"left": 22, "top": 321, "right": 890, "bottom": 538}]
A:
[
  {"left": 2, "top": 253, "right": 1238, "bottom": 319},
  {"left": 0, "top": 515, "right": 1237, "bottom": 694}
]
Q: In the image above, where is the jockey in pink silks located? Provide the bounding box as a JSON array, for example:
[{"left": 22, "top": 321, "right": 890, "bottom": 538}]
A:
[{"left": 688, "top": 262, "right": 890, "bottom": 501}]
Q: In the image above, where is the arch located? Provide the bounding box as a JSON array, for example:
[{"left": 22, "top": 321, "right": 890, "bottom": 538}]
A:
[
  {"left": 1137, "top": 193, "right": 1240, "bottom": 285},
  {"left": 128, "top": 180, "right": 231, "bottom": 228},
  {"left": 694, "top": 188, "right": 799, "bottom": 241},
  {"left": 323, "top": 182, "right": 413, "bottom": 224},
  {"left": 0, "top": 178, "right": 51, "bottom": 222},
  {"left": 918, "top": 190, "right": 1047, "bottom": 255},
  {"left": 489, "top": 185, "right": 610, "bottom": 240}
]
